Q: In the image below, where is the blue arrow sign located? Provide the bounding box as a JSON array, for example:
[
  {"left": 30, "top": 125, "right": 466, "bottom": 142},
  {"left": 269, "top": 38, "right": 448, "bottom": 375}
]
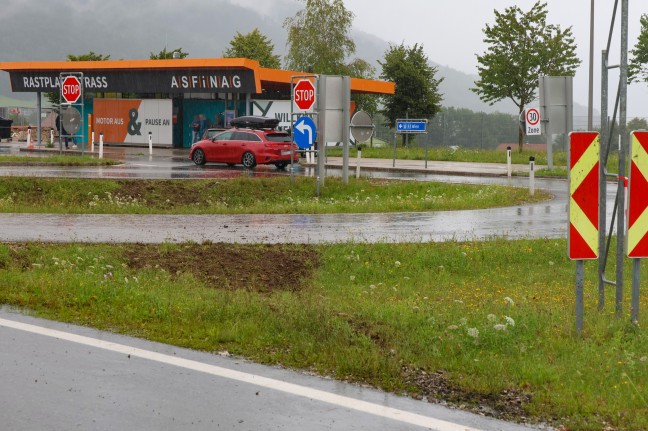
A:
[
  {"left": 396, "top": 120, "right": 427, "bottom": 133},
  {"left": 294, "top": 116, "right": 317, "bottom": 149}
]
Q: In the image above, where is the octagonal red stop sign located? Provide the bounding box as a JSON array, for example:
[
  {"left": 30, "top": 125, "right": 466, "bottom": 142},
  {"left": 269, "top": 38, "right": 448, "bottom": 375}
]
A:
[
  {"left": 293, "top": 79, "right": 316, "bottom": 111},
  {"left": 61, "top": 76, "right": 81, "bottom": 104}
]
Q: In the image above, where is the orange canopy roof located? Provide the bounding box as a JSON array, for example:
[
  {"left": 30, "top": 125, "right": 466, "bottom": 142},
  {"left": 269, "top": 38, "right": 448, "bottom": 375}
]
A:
[{"left": 0, "top": 58, "right": 395, "bottom": 95}]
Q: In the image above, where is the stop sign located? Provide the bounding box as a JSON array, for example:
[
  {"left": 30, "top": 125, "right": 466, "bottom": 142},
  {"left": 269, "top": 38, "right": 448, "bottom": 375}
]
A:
[
  {"left": 293, "top": 79, "right": 316, "bottom": 111},
  {"left": 61, "top": 76, "right": 81, "bottom": 104}
]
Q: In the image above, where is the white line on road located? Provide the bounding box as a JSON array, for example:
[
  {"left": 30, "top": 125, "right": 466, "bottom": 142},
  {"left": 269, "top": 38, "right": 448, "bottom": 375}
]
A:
[{"left": 0, "top": 317, "right": 481, "bottom": 431}]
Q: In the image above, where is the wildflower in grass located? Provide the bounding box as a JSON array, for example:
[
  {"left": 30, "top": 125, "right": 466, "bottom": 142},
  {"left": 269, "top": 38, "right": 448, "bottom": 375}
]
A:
[
  {"left": 369, "top": 284, "right": 376, "bottom": 289},
  {"left": 394, "top": 261, "right": 401, "bottom": 267},
  {"left": 494, "top": 324, "right": 507, "bottom": 331},
  {"left": 447, "top": 325, "right": 459, "bottom": 330},
  {"left": 467, "top": 327, "right": 479, "bottom": 339},
  {"left": 505, "top": 316, "right": 515, "bottom": 327},
  {"left": 504, "top": 297, "right": 515, "bottom": 306},
  {"left": 487, "top": 314, "right": 498, "bottom": 322},
  {"left": 349, "top": 275, "right": 356, "bottom": 281}
]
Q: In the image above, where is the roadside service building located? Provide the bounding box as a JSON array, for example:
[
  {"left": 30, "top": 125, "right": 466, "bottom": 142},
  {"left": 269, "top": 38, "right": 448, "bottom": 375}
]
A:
[{"left": 0, "top": 58, "right": 394, "bottom": 148}]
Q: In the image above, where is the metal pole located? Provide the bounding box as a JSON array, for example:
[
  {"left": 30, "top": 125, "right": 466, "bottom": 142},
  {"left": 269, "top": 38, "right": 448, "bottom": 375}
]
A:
[
  {"left": 632, "top": 259, "right": 640, "bottom": 324},
  {"left": 599, "top": 49, "right": 608, "bottom": 310},
  {"left": 392, "top": 132, "right": 397, "bottom": 168},
  {"left": 341, "top": 76, "right": 350, "bottom": 185},
  {"left": 317, "top": 76, "right": 326, "bottom": 187},
  {"left": 543, "top": 77, "right": 553, "bottom": 170},
  {"left": 36, "top": 92, "right": 42, "bottom": 147},
  {"left": 356, "top": 149, "right": 361, "bottom": 179},
  {"left": 588, "top": 0, "right": 595, "bottom": 131},
  {"left": 616, "top": 0, "right": 629, "bottom": 317},
  {"left": 576, "top": 260, "right": 584, "bottom": 334}
]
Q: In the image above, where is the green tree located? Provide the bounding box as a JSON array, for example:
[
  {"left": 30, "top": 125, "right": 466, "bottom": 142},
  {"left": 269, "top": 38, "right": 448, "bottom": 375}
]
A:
[
  {"left": 472, "top": 1, "right": 580, "bottom": 152},
  {"left": 45, "top": 52, "right": 111, "bottom": 106},
  {"left": 629, "top": 14, "right": 648, "bottom": 84},
  {"left": 379, "top": 43, "right": 444, "bottom": 138},
  {"left": 149, "top": 48, "right": 189, "bottom": 60},
  {"left": 628, "top": 117, "right": 648, "bottom": 131},
  {"left": 283, "top": 0, "right": 355, "bottom": 75},
  {"left": 67, "top": 51, "right": 110, "bottom": 62},
  {"left": 223, "top": 29, "right": 281, "bottom": 69},
  {"left": 347, "top": 58, "right": 378, "bottom": 115}
]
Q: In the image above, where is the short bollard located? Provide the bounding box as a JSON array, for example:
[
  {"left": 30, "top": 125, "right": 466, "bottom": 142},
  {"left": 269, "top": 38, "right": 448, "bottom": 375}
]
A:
[
  {"left": 27, "top": 127, "right": 33, "bottom": 148},
  {"left": 506, "top": 146, "right": 512, "bottom": 177},
  {"left": 91, "top": 131, "right": 95, "bottom": 153},
  {"left": 99, "top": 132, "right": 104, "bottom": 159},
  {"left": 529, "top": 156, "right": 535, "bottom": 196},
  {"left": 50, "top": 130, "right": 54, "bottom": 147},
  {"left": 148, "top": 132, "right": 153, "bottom": 156}
]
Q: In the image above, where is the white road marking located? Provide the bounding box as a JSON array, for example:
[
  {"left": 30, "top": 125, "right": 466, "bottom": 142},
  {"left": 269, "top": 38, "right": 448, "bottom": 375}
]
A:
[{"left": 0, "top": 317, "right": 480, "bottom": 431}]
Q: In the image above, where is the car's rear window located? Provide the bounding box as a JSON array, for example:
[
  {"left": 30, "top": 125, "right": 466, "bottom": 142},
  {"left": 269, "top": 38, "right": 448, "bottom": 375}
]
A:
[{"left": 265, "top": 133, "right": 292, "bottom": 143}]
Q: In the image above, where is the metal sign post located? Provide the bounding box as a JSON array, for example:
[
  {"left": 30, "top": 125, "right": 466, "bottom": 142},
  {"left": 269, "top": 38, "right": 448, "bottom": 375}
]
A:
[
  {"left": 59, "top": 72, "right": 84, "bottom": 156},
  {"left": 395, "top": 119, "right": 428, "bottom": 167},
  {"left": 568, "top": 132, "right": 600, "bottom": 334},
  {"left": 290, "top": 75, "right": 318, "bottom": 187},
  {"left": 626, "top": 131, "right": 648, "bottom": 323}
]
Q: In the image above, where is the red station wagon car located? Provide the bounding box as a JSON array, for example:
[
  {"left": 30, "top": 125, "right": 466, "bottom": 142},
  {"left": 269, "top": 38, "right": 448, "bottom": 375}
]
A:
[{"left": 189, "top": 116, "right": 299, "bottom": 169}]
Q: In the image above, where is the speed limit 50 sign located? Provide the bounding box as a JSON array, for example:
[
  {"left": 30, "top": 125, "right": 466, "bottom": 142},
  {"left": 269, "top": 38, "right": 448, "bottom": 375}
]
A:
[{"left": 525, "top": 107, "right": 541, "bottom": 136}]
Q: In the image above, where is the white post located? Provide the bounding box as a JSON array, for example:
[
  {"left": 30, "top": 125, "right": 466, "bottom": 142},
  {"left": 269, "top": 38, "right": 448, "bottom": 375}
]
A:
[
  {"left": 27, "top": 128, "right": 32, "bottom": 148},
  {"left": 506, "top": 146, "right": 512, "bottom": 177},
  {"left": 148, "top": 132, "right": 153, "bottom": 156},
  {"left": 99, "top": 132, "right": 104, "bottom": 159},
  {"left": 356, "top": 149, "right": 361, "bottom": 179},
  {"left": 529, "top": 156, "right": 535, "bottom": 196},
  {"left": 91, "top": 131, "right": 95, "bottom": 153},
  {"left": 50, "top": 129, "right": 54, "bottom": 146}
]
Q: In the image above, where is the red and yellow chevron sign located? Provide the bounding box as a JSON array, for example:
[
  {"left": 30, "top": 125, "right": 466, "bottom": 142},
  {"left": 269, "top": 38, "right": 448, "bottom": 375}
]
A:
[
  {"left": 627, "top": 131, "right": 648, "bottom": 258},
  {"left": 568, "top": 132, "right": 600, "bottom": 260}
]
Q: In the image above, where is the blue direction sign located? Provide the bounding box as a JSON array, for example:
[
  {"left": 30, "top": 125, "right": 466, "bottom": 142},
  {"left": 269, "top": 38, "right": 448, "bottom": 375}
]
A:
[
  {"left": 396, "top": 120, "right": 427, "bottom": 133},
  {"left": 293, "top": 116, "right": 317, "bottom": 149}
]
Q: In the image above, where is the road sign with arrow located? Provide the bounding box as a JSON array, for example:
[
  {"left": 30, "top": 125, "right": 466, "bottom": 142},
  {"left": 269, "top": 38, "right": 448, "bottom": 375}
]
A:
[{"left": 293, "top": 116, "right": 317, "bottom": 149}]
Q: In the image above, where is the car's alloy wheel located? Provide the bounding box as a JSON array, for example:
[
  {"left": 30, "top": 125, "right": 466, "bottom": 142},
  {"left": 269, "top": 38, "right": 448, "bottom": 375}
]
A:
[
  {"left": 242, "top": 151, "right": 257, "bottom": 168},
  {"left": 192, "top": 149, "right": 206, "bottom": 165}
]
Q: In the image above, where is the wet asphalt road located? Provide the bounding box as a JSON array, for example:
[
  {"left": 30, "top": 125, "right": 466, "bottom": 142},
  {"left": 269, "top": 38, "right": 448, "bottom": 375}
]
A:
[
  {"left": 0, "top": 309, "right": 542, "bottom": 431},
  {"left": 0, "top": 147, "right": 618, "bottom": 244}
]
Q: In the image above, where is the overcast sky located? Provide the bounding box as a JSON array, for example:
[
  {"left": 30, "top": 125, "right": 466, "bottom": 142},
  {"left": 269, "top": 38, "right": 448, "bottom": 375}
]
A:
[
  {"left": 341, "top": 0, "right": 647, "bottom": 117},
  {"left": 2, "top": 0, "right": 647, "bottom": 117}
]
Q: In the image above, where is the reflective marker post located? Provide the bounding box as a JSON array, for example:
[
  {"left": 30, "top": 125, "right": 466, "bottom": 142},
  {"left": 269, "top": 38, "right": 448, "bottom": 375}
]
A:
[
  {"left": 529, "top": 156, "right": 535, "bottom": 196},
  {"left": 507, "top": 146, "right": 512, "bottom": 177},
  {"left": 568, "top": 132, "right": 600, "bottom": 335},
  {"left": 99, "top": 132, "right": 104, "bottom": 159}
]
